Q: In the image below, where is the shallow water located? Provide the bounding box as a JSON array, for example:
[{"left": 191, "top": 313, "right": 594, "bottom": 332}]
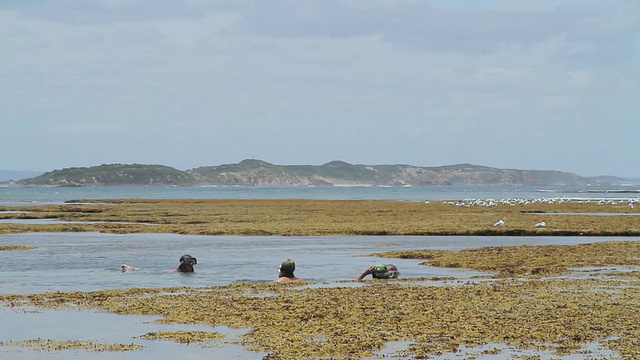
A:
[
  {"left": 1, "top": 184, "right": 638, "bottom": 206},
  {"left": 0, "top": 233, "right": 628, "bottom": 359},
  {"left": 0, "top": 306, "right": 265, "bottom": 360},
  {"left": 0, "top": 219, "right": 158, "bottom": 225},
  {"left": 0, "top": 232, "right": 486, "bottom": 294},
  {"left": 0, "top": 233, "right": 623, "bottom": 294}
]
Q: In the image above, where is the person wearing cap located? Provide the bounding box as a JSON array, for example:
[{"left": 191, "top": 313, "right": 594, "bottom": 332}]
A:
[
  {"left": 170, "top": 254, "right": 197, "bottom": 273},
  {"left": 274, "top": 258, "right": 303, "bottom": 283},
  {"left": 356, "top": 264, "right": 400, "bottom": 280}
]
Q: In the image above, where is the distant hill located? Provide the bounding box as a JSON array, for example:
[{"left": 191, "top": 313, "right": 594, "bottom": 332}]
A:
[
  {"left": 9, "top": 160, "right": 635, "bottom": 187},
  {"left": 15, "top": 164, "right": 196, "bottom": 186}
]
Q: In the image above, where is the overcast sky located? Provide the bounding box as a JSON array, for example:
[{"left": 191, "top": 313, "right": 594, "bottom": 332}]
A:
[{"left": 1, "top": 0, "right": 638, "bottom": 177}]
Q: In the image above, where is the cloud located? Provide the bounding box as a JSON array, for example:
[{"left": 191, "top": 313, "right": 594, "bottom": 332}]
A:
[
  {"left": 0, "top": 1, "right": 638, "bottom": 176},
  {"left": 229, "top": 1, "right": 574, "bottom": 55}
]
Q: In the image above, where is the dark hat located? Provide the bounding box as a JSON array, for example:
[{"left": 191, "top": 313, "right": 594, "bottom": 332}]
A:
[
  {"left": 179, "top": 254, "right": 197, "bottom": 265},
  {"left": 279, "top": 259, "right": 296, "bottom": 274}
]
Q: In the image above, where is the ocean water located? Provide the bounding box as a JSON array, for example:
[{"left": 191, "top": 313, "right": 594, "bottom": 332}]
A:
[
  {"left": 0, "top": 184, "right": 639, "bottom": 206},
  {"left": 0, "top": 185, "right": 637, "bottom": 359}
]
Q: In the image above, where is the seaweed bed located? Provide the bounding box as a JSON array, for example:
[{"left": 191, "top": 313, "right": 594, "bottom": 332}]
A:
[
  {"left": 1, "top": 199, "right": 640, "bottom": 359},
  {"left": 0, "top": 198, "right": 638, "bottom": 236}
]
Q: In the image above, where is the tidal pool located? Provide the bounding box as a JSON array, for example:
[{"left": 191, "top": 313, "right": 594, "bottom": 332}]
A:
[
  {"left": 0, "top": 233, "right": 627, "bottom": 359},
  {"left": 0, "top": 232, "right": 519, "bottom": 294},
  {"left": 0, "top": 306, "right": 265, "bottom": 360}
]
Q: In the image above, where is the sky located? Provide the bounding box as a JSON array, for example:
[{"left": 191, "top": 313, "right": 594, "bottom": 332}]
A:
[{"left": 1, "top": 1, "right": 638, "bottom": 178}]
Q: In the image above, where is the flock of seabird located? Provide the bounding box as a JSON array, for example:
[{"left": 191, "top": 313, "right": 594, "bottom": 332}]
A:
[
  {"left": 425, "top": 197, "right": 639, "bottom": 228},
  {"left": 434, "top": 197, "right": 639, "bottom": 208}
]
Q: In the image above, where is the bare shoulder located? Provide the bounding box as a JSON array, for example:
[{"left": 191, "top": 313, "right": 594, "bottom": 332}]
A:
[{"left": 274, "top": 277, "right": 304, "bottom": 283}]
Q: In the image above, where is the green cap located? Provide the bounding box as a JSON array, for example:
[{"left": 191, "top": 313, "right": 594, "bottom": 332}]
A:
[{"left": 374, "top": 264, "right": 387, "bottom": 271}]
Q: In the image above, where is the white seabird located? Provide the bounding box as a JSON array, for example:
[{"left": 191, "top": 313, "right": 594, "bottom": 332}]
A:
[
  {"left": 535, "top": 221, "right": 547, "bottom": 228},
  {"left": 493, "top": 219, "right": 505, "bottom": 227}
]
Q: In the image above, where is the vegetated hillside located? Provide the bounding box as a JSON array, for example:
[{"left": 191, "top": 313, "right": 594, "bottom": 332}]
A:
[
  {"left": 190, "top": 160, "right": 382, "bottom": 186},
  {"left": 188, "top": 159, "right": 625, "bottom": 186},
  {"left": 17, "top": 164, "right": 197, "bottom": 186},
  {"left": 12, "top": 160, "right": 631, "bottom": 187}
]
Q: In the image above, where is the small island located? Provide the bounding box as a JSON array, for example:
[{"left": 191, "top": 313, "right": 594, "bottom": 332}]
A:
[{"left": 5, "top": 160, "right": 635, "bottom": 187}]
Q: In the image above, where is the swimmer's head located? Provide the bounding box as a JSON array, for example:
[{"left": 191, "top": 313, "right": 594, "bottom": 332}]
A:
[
  {"left": 372, "top": 264, "right": 399, "bottom": 279},
  {"left": 179, "top": 255, "right": 197, "bottom": 266},
  {"left": 278, "top": 259, "right": 296, "bottom": 277},
  {"left": 121, "top": 264, "right": 134, "bottom": 272},
  {"left": 371, "top": 264, "right": 388, "bottom": 278},
  {"left": 177, "top": 255, "right": 197, "bottom": 272}
]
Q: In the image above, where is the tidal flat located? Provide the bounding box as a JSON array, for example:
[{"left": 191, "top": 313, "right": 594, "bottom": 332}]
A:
[
  {"left": 0, "top": 198, "right": 638, "bottom": 236},
  {"left": 1, "top": 199, "right": 640, "bottom": 359}
]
